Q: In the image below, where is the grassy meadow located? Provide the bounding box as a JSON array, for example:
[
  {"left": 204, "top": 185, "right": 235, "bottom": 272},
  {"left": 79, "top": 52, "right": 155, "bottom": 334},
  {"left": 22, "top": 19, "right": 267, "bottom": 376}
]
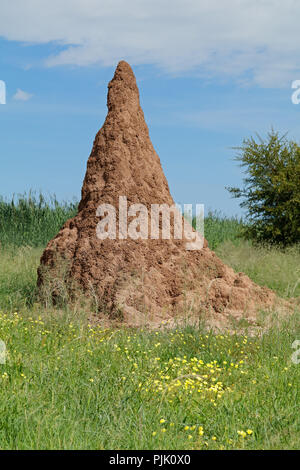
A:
[{"left": 0, "top": 194, "right": 299, "bottom": 449}]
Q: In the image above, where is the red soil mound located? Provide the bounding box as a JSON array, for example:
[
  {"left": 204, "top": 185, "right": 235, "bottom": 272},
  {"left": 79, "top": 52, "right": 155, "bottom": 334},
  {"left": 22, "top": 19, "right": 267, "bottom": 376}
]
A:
[{"left": 38, "top": 61, "right": 278, "bottom": 328}]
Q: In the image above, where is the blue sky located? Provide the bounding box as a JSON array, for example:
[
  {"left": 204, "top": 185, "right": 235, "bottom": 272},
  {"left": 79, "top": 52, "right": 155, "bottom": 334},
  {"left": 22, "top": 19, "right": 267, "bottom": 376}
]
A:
[{"left": 1, "top": 1, "right": 300, "bottom": 216}]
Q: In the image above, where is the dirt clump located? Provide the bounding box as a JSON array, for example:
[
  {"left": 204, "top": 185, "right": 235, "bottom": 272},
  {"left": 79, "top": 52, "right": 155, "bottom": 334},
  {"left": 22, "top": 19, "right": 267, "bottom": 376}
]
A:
[{"left": 38, "top": 60, "right": 280, "bottom": 328}]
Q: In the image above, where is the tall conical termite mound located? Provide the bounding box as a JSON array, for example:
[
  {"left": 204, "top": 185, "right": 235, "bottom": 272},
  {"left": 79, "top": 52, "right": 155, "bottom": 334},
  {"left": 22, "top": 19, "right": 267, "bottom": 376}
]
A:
[{"left": 38, "top": 61, "right": 278, "bottom": 327}]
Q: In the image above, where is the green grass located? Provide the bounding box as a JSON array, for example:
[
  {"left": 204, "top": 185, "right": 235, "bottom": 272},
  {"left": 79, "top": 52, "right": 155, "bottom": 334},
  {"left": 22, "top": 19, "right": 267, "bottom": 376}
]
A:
[
  {"left": 0, "top": 194, "right": 299, "bottom": 449},
  {"left": 0, "top": 246, "right": 41, "bottom": 312},
  {"left": 0, "top": 308, "right": 299, "bottom": 450},
  {"left": 0, "top": 192, "right": 77, "bottom": 248},
  {"left": 216, "top": 241, "right": 300, "bottom": 298},
  {"left": 198, "top": 210, "right": 244, "bottom": 250}
]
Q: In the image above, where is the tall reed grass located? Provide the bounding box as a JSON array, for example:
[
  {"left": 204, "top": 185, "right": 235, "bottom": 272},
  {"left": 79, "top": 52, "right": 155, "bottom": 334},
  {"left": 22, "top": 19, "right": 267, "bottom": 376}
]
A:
[
  {"left": 0, "top": 192, "right": 78, "bottom": 248},
  {"left": 200, "top": 210, "right": 244, "bottom": 250},
  {"left": 0, "top": 192, "right": 243, "bottom": 250}
]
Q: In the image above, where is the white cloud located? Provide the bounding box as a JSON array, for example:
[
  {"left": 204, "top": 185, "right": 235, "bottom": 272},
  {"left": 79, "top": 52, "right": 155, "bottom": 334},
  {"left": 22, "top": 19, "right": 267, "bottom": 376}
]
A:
[
  {"left": 13, "top": 89, "right": 33, "bottom": 101},
  {"left": 1, "top": 0, "right": 300, "bottom": 87}
]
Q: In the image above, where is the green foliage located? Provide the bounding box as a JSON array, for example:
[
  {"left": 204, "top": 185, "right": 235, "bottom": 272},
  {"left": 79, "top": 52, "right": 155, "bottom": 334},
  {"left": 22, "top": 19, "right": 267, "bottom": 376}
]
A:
[
  {"left": 0, "top": 192, "right": 78, "bottom": 248},
  {"left": 227, "top": 130, "right": 300, "bottom": 245},
  {"left": 197, "top": 210, "right": 244, "bottom": 250}
]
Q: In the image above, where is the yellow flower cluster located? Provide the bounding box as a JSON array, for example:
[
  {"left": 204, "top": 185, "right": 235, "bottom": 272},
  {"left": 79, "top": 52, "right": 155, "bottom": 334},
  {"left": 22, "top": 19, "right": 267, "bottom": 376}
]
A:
[
  {"left": 237, "top": 429, "right": 253, "bottom": 438},
  {"left": 155, "top": 418, "right": 206, "bottom": 441},
  {"left": 140, "top": 355, "right": 235, "bottom": 403}
]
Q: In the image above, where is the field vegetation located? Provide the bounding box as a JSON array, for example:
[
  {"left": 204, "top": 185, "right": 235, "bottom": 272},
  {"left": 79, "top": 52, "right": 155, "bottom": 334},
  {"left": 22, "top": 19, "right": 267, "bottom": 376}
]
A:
[{"left": 0, "top": 193, "right": 299, "bottom": 449}]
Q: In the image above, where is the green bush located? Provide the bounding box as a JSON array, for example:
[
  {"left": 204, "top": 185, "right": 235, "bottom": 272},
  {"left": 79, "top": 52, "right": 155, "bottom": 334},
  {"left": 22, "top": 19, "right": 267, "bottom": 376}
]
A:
[{"left": 227, "top": 130, "right": 300, "bottom": 246}]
